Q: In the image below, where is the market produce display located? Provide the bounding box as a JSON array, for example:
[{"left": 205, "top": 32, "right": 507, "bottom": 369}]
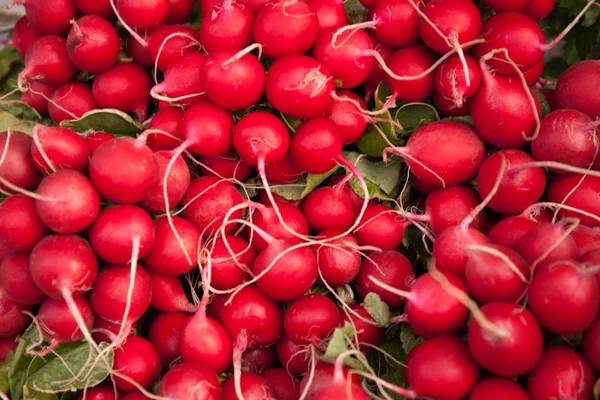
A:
[{"left": 0, "top": 0, "right": 599, "bottom": 399}]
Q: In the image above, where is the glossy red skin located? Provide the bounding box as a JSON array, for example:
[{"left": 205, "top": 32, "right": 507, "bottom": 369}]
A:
[
  {"left": 92, "top": 316, "right": 135, "bottom": 344},
  {"left": 182, "top": 101, "right": 234, "bottom": 156},
  {"left": 199, "top": 154, "right": 254, "bottom": 181},
  {"left": 0, "top": 337, "right": 16, "bottom": 362},
  {"left": 315, "top": 230, "right": 361, "bottom": 286},
  {"left": 38, "top": 296, "right": 94, "bottom": 344},
  {"left": 306, "top": 0, "right": 348, "bottom": 34},
  {"left": 343, "top": 303, "right": 384, "bottom": 350},
  {"left": 86, "top": 132, "right": 114, "bottom": 155},
  {"left": 276, "top": 334, "right": 310, "bottom": 374},
  {"left": 31, "top": 126, "right": 89, "bottom": 173},
  {"left": 363, "top": 34, "right": 394, "bottom": 94},
  {"left": 48, "top": 82, "right": 98, "bottom": 124},
  {"left": 555, "top": 60, "right": 600, "bottom": 119},
  {"left": 263, "top": 368, "right": 300, "bottom": 400},
  {"left": 113, "top": 337, "right": 162, "bottom": 392},
  {"left": 21, "top": 36, "right": 78, "bottom": 86},
  {"left": 583, "top": 315, "right": 600, "bottom": 372},
  {"left": 433, "top": 226, "right": 491, "bottom": 276},
  {"left": 155, "top": 53, "right": 207, "bottom": 107},
  {"left": 291, "top": 118, "right": 343, "bottom": 174},
  {"left": 148, "top": 271, "right": 196, "bottom": 313},
  {"left": 0, "top": 253, "right": 45, "bottom": 305},
  {"left": 75, "top": 0, "right": 115, "bottom": 19},
  {"left": 527, "top": 346, "right": 594, "bottom": 400},
  {"left": 434, "top": 54, "right": 482, "bottom": 107},
  {"left": 30, "top": 234, "right": 97, "bottom": 299},
  {"left": 372, "top": 0, "right": 421, "bottom": 47},
  {"left": 571, "top": 225, "right": 600, "bottom": 256},
  {"left": 0, "top": 131, "right": 41, "bottom": 193},
  {"left": 233, "top": 111, "right": 290, "bottom": 166},
  {"left": 20, "top": 81, "right": 54, "bottom": 115},
  {"left": 24, "top": 0, "right": 79, "bottom": 35},
  {"left": 167, "top": 0, "right": 194, "bottom": 23},
  {"left": 0, "top": 295, "right": 31, "bottom": 338},
  {"left": 524, "top": 59, "right": 544, "bottom": 86},
  {"left": 149, "top": 24, "right": 200, "bottom": 72},
  {"left": 241, "top": 346, "right": 277, "bottom": 374},
  {"left": 314, "top": 381, "right": 370, "bottom": 400},
  {"left": 0, "top": 195, "right": 48, "bottom": 251},
  {"left": 251, "top": 202, "right": 309, "bottom": 251},
  {"left": 284, "top": 294, "right": 341, "bottom": 346},
  {"left": 147, "top": 107, "right": 184, "bottom": 151},
  {"left": 488, "top": 216, "right": 537, "bottom": 250},
  {"left": 200, "top": 2, "right": 254, "bottom": 52},
  {"left": 222, "top": 373, "right": 277, "bottom": 400},
  {"left": 356, "top": 250, "right": 414, "bottom": 307},
  {"left": 180, "top": 313, "right": 233, "bottom": 373},
  {"left": 76, "top": 385, "right": 120, "bottom": 400},
  {"left": 425, "top": 186, "right": 486, "bottom": 235},
  {"left": 524, "top": 0, "right": 555, "bottom": 20},
  {"left": 299, "top": 363, "right": 361, "bottom": 400},
  {"left": 386, "top": 45, "right": 436, "bottom": 103},
  {"left": 302, "top": 187, "right": 355, "bottom": 232},
  {"left": 140, "top": 151, "right": 191, "bottom": 212},
  {"left": 266, "top": 55, "right": 335, "bottom": 119},
  {"left": 207, "top": 235, "right": 254, "bottom": 290},
  {"left": 483, "top": 0, "right": 533, "bottom": 11},
  {"left": 116, "top": 0, "right": 169, "bottom": 30},
  {"left": 326, "top": 90, "right": 368, "bottom": 144},
  {"left": 548, "top": 175, "right": 600, "bottom": 227},
  {"left": 67, "top": 16, "right": 120, "bottom": 73},
  {"left": 433, "top": 92, "right": 471, "bottom": 117},
  {"left": 580, "top": 249, "right": 600, "bottom": 287},
  {"left": 354, "top": 204, "right": 408, "bottom": 250},
  {"left": 468, "top": 302, "right": 543, "bottom": 377},
  {"left": 406, "top": 336, "right": 480, "bottom": 400},
  {"left": 12, "top": 17, "right": 42, "bottom": 59},
  {"left": 469, "top": 377, "right": 530, "bottom": 400},
  {"left": 148, "top": 312, "right": 189, "bottom": 365},
  {"left": 263, "top": 154, "right": 303, "bottom": 184},
  {"left": 516, "top": 222, "right": 578, "bottom": 267},
  {"left": 90, "top": 264, "right": 153, "bottom": 324},
  {"left": 158, "top": 362, "right": 222, "bottom": 400},
  {"left": 127, "top": 29, "right": 157, "bottom": 67}
]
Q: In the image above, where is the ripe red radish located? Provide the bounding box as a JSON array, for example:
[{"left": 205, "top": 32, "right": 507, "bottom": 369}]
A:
[
  {"left": 206, "top": 235, "right": 254, "bottom": 290},
  {"left": 405, "top": 336, "right": 480, "bottom": 400},
  {"left": 263, "top": 368, "right": 300, "bottom": 400},
  {"left": 167, "top": 0, "right": 194, "bottom": 23},
  {"left": 433, "top": 91, "right": 471, "bottom": 117},
  {"left": 48, "top": 82, "right": 99, "bottom": 124},
  {"left": 583, "top": 315, "right": 600, "bottom": 372},
  {"left": 469, "top": 377, "right": 530, "bottom": 400},
  {"left": 249, "top": 203, "right": 309, "bottom": 251},
  {"left": 384, "top": 45, "right": 437, "bottom": 102},
  {"left": 115, "top": 0, "right": 169, "bottom": 30},
  {"left": 126, "top": 29, "right": 156, "bottom": 67},
  {"left": 0, "top": 253, "right": 45, "bottom": 305},
  {"left": 76, "top": 386, "right": 119, "bottom": 400},
  {"left": 38, "top": 296, "right": 95, "bottom": 348},
  {"left": 146, "top": 107, "right": 184, "bottom": 151},
  {"left": 315, "top": 230, "right": 361, "bottom": 286},
  {"left": 284, "top": 294, "right": 341, "bottom": 347},
  {"left": 148, "top": 24, "right": 201, "bottom": 72},
  {"left": 0, "top": 130, "right": 41, "bottom": 193},
  {"left": 18, "top": 36, "right": 78, "bottom": 88},
  {"left": 353, "top": 204, "right": 408, "bottom": 250},
  {"left": 371, "top": 0, "right": 421, "bottom": 48},
  {"left": 434, "top": 54, "right": 481, "bottom": 108},
  {"left": 0, "top": 294, "right": 31, "bottom": 338},
  {"left": 0, "top": 195, "right": 48, "bottom": 251},
  {"left": 30, "top": 126, "right": 88, "bottom": 174},
  {"left": 276, "top": 335, "right": 310, "bottom": 374},
  {"left": 67, "top": 15, "right": 121, "bottom": 73},
  {"left": 523, "top": 59, "right": 544, "bottom": 86},
  {"left": 148, "top": 271, "right": 197, "bottom": 313},
  {"left": 312, "top": 367, "right": 370, "bottom": 400},
  {"left": 199, "top": 154, "right": 253, "bottom": 181},
  {"left": 144, "top": 217, "right": 200, "bottom": 275},
  {"left": 343, "top": 302, "right": 384, "bottom": 349},
  {"left": 11, "top": 17, "right": 42, "bottom": 58},
  {"left": 425, "top": 186, "right": 487, "bottom": 235},
  {"left": 199, "top": 1, "right": 254, "bottom": 52},
  {"left": 92, "top": 62, "right": 153, "bottom": 121},
  {"left": 555, "top": 60, "right": 600, "bottom": 119},
  {"left": 483, "top": 0, "right": 533, "bottom": 12},
  {"left": 517, "top": 222, "right": 578, "bottom": 267},
  {"left": 571, "top": 225, "right": 600, "bottom": 256},
  {"left": 363, "top": 34, "right": 394, "bottom": 96},
  {"left": 326, "top": 90, "right": 368, "bottom": 144},
  {"left": 20, "top": 81, "right": 54, "bottom": 115},
  {"left": 148, "top": 311, "right": 188, "bottom": 365},
  {"left": 113, "top": 337, "right": 162, "bottom": 392},
  {"left": 222, "top": 373, "right": 277, "bottom": 400},
  {"left": 525, "top": 0, "right": 555, "bottom": 20},
  {"left": 548, "top": 175, "right": 600, "bottom": 227},
  {"left": 158, "top": 362, "right": 222, "bottom": 399},
  {"left": 527, "top": 346, "right": 594, "bottom": 400},
  {"left": 30, "top": 234, "right": 97, "bottom": 299},
  {"left": 92, "top": 316, "right": 135, "bottom": 344},
  {"left": 580, "top": 249, "right": 600, "bottom": 287},
  {"left": 179, "top": 101, "right": 235, "bottom": 157},
  {"left": 468, "top": 302, "right": 543, "bottom": 377},
  {"left": 302, "top": 187, "right": 355, "bottom": 232},
  {"left": 433, "top": 226, "right": 491, "bottom": 276},
  {"left": 89, "top": 137, "right": 158, "bottom": 204},
  {"left": 241, "top": 347, "right": 277, "bottom": 374},
  {"left": 76, "top": 0, "right": 115, "bottom": 19},
  {"left": 24, "top": 0, "right": 79, "bottom": 35},
  {"left": 488, "top": 216, "right": 538, "bottom": 250},
  {"left": 151, "top": 52, "right": 207, "bottom": 106},
  {"left": 306, "top": 0, "right": 348, "bottom": 34},
  {"left": 299, "top": 363, "right": 361, "bottom": 400},
  {"left": 265, "top": 55, "right": 335, "bottom": 119},
  {"left": 85, "top": 131, "right": 114, "bottom": 154}
]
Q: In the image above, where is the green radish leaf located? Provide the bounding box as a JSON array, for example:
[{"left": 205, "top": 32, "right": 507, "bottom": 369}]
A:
[
  {"left": 445, "top": 115, "right": 475, "bottom": 126},
  {"left": 365, "top": 334, "right": 407, "bottom": 399},
  {"left": 0, "top": 46, "right": 22, "bottom": 84},
  {"left": 59, "top": 391, "right": 79, "bottom": 400},
  {"left": 9, "top": 324, "right": 42, "bottom": 400},
  {"left": 279, "top": 112, "right": 303, "bottom": 133},
  {"left": 320, "top": 322, "right": 364, "bottom": 371},
  {"left": 301, "top": 167, "right": 341, "bottom": 198},
  {"left": 60, "top": 109, "right": 143, "bottom": 136},
  {"left": 343, "top": 151, "right": 404, "bottom": 199},
  {"left": 400, "top": 324, "right": 424, "bottom": 355},
  {"left": 361, "top": 293, "right": 391, "bottom": 327},
  {"left": 0, "top": 350, "right": 14, "bottom": 393},
  {"left": 394, "top": 103, "right": 439, "bottom": 137},
  {"left": 0, "top": 101, "right": 42, "bottom": 121},
  {"left": 0, "top": 111, "right": 37, "bottom": 135}
]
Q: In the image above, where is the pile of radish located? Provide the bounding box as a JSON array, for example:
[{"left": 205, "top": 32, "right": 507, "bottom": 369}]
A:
[{"left": 1, "top": 0, "right": 600, "bottom": 398}]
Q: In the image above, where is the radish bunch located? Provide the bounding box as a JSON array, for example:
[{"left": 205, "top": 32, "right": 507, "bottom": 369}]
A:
[{"left": 1, "top": 0, "right": 600, "bottom": 399}]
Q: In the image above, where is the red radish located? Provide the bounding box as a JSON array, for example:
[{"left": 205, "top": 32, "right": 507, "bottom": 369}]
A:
[
  {"left": 144, "top": 217, "right": 200, "bottom": 275},
  {"left": 263, "top": 368, "right": 300, "bottom": 400},
  {"left": 38, "top": 296, "right": 95, "bottom": 347},
  {"left": 48, "top": 82, "right": 99, "bottom": 124},
  {"left": 525, "top": 0, "right": 555, "bottom": 20},
  {"left": 483, "top": 0, "right": 533, "bottom": 12},
  {"left": 363, "top": 34, "right": 394, "bottom": 96},
  {"left": 115, "top": 0, "right": 169, "bottom": 30},
  {"left": 67, "top": 16, "right": 121, "bottom": 73},
  {"left": 179, "top": 101, "right": 235, "bottom": 156},
  {"left": 299, "top": 363, "right": 361, "bottom": 400},
  {"left": 30, "top": 234, "right": 97, "bottom": 299},
  {"left": 302, "top": 187, "right": 355, "bottom": 232},
  {"left": 315, "top": 230, "right": 361, "bottom": 286},
  {"left": 24, "top": 0, "right": 78, "bottom": 35},
  {"left": 527, "top": 346, "right": 594, "bottom": 400},
  {"left": 0, "top": 242, "right": 9, "bottom": 265},
  {"left": 0, "top": 294, "right": 31, "bottom": 338},
  {"left": 158, "top": 362, "right": 222, "bottom": 399},
  {"left": 76, "top": 386, "right": 119, "bottom": 400},
  {"left": 359, "top": 0, "right": 379, "bottom": 10},
  {"left": 147, "top": 107, "right": 184, "bottom": 151},
  {"left": 242, "top": 347, "right": 277, "bottom": 374},
  {"left": 113, "top": 337, "right": 162, "bottom": 392},
  {"left": 523, "top": 59, "right": 544, "bottom": 86},
  {"left": 206, "top": 235, "right": 254, "bottom": 290},
  {"left": 20, "top": 81, "right": 54, "bottom": 115},
  {"left": 465, "top": 244, "right": 530, "bottom": 303},
  {"left": 583, "top": 315, "right": 600, "bottom": 372},
  {"left": 139, "top": 150, "right": 191, "bottom": 214},
  {"left": 11, "top": 17, "right": 42, "bottom": 59},
  {"left": 126, "top": 29, "right": 156, "bottom": 67},
  {"left": 182, "top": 176, "right": 244, "bottom": 236},
  {"left": 0, "top": 195, "right": 48, "bottom": 251},
  {"left": 580, "top": 249, "right": 600, "bottom": 286},
  {"left": 18, "top": 36, "right": 78, "bottom": 88},
  {"left": 571, "top": 225, "right": 600, "bottom": 256},
  {"left": 433, "top": 91, "right": 471, "bottom": 117},
  {"left": 384, "top": 45, "right": 437, "bottom": 103},
  {"left": 75, "top": 0, "right": 115, "bottom": 19},
  {"left": 152, "top": 52, "right": 207, "bottom": 106},
  {"left": 468, "top": 302, "right": 543, "bottom": 377},
  {"left": 517, "top": 222, "right": 578, "bottom": 267},
  {"left": 326, "top": 90, "right": 368, "bottom": 144},
  {"left": 434, "top": 54, "right": 481, "bottom": 108},
  {"left": 405, "top": 336, "right": 480, "bottom": 400},
  {"left": 548, "top": 175, "right": 600, "bottom": 227},
  {"left": 149, "top": 24, "right": 200, "bottom": 72},
  {"left": 555, "top": 60, "right": 600, "bottom": 119},
  {"left": 0, "top": 253, "right": 45, "bottom": 305},
  {"left": 528, "top": 261, "right": 599, "bottom": 335},
  {"left": 343, "top": 302, "right": 384, "bottom": 349},
  {"left": 207, "top": 294, "right": 228, "bottom": 322},
  {"left": 353, "top": 204, "right": 408, "bottom": 250},
  {"left": 265, "top": 55, "right": 335, "bottom": 119},
  {"left": 371, "top": 0, "right": 421, "bottom": 48},
  {"left": 433, "top": 226, "right": 491, "bottom": 276},
  {"left": 30, "top": 126, "right": 88, "bottom": 174},
  {"left": 356, "top": 250, "right": 414, "bottom": 308},
  {"left": 0, "top": 130, "right": 41, "bottom": 193},
  {"left": 89, "top": 137, "right": 159, "bottom": 204},
  {"left": 254, "top": 0, "right": 319, "bottom": 59},
  {"left": 202, "top": 49, "right": 266, "bottom": 110},
  {"left": 258, "top": 191, "right": 304, "bottom": 208},
  {"left": 276, "top": 335, "right": 310, "bottom": 374},
  {"left": 35, "top": 169, "right": 100, "bottom": 234},
  {"left": 199, "top": 1, "right": 254, "bottom": 52},
  {"left": 92, "top": 62, "right": 153, "bottom": 121},
  {"left": 148, "top": 271, "right": 197, "bottom": 313},
  {"left": 222, "top": 373, "right": 277, "bottom": 400},
  {"left": 488, "top": 216, "right": 537, "bottom": 250},
  {"left": 284, "top": 294, "right": 341, "bottom": 346},
  {"left": 0, "top": 336, "right": 17, "bottom": 361},
  {"left": 313, "top": 370, "right": 370, "bottom": 400},
  {"left": 148, "top": 311, "right": 189, "bottom": 365},
  {"left": 92, "top": 316, "right": 135, "bottom": 343},
  {"left": 425, "top": 186, "right": 487, "bottom": 235},
  {"left": 85, "top": 131, "right": 114, "bottom": 154},
  {"left": 306, "top": 0, "right": 348, "bottom": 34},
  {"left": 249, "top": 203, "right": 309, "bottom": 251},
  {"left": 167, "top": 0, "right": 194, "bottom": 23},
  {"left": 198, "top": 154, "right": 253, "bottom": 181},
  {"left": 469, "top": 377, "right": 530, "bottom": 400},
  {"left": 385, "top": 120, "right": 486, "bottom": 187}
]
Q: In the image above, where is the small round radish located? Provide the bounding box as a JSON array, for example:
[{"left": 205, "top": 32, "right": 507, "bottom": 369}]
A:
[
  {"left": 30, "top": 234, "right": 97, "bottom": 299},
  {"left": 199, "top": 1, "right": 254, "bottom": 52},
  {"left": 433, "top": 91, "right": 471, "bottom": 117},
  {"left": 0, "top": 294, "right": 31, "bottom": 338},
  {"left": 343, "top": 302, "right": 384, "bottom": 350},
  {"left": 315, "top": 230, "right": 361, "bottom": 286},
  {"left": 483, "top": 0, "right": 533, "bottom": 12},
  {"left": 555, "top": 60, "right": 600, "bottom": 119},
  {"left": 20, "top": 81, "right": 54, "bottom": 115},
  {"left": 30, "top": 126, "right": 89, "bottom": 173},
  {"left": 468, "top": 302, "right": 543, "bottom": 377},
  {"left": 488, "top": 216, "right": 538, "bottom": 250},
  {"left": 126, "top": 29, "right": 156, "bottom": 68},
  {"left": 524, "top": 0, "right": 555, "bottom": 20},
  {"left": 11, "top": 17, "right": 42, "bottom": 59},
  {"left": 92, "top": 316, "right": 135, "bottom": 344},
  {"left": 516, "top": 222, "right": 578, "bottom": 267},
  {"left": 113, "top": 337, "right": 162, "bottom": 392},
  {"left": 0, "top": 253, "right": 45, "bottom": 305},
  {"left": 385, "top": 45, "right": 437, "bottom": 103},
  {"left": 250, "top": 202, "right": 309, "bottom": 251},
  {"left": 158, "top": 362, "right": 222, "bottom": 399},
  {"left": 0, "top": 131, "right": 41, "bottom": 193},
  {"left": 181, "top": 101, "right": 235, "bottom": 156},
  {"left": 24, "top": 0, "right": 78, "bottom": 35},
  {"left": 167, "top": 0, "right": 194, "bottom": 23},
  {"left": 571, "top": 225, "right": 600, "bottom": 256},
  {"left": 425, "top": 186, "right": 487, "bottom": 235},
  {"left": 523, "top": 59, "right": 544, "bottom": 86},
  {"left": 433, "top": 226, "right": 491, "bottom": 276},
  {"left": 265, "top": 55, "right": 335, "bottom": 119},
  {"left": 284, "top": 294, "right": 341, "bottom": 346},
  {"left": 19, "top": 36, "right": 78, "bottom": 88},
  {"left": 85, "top": 131, "right": 114, "bottom": 154},
  {"left": 302, "top": 187, "right": 355, "bottom": 232},
  {"left": 148, "top": 311, "right": 188, "bottom": 365},
  {"left": 263, "top": 368, "right": 300, "bottom": 400},
  {"left": 233, "top": 111, "right": 289, "bottom": 167},
  {"left": 299, "top": 363, "right": 361, "bottom": 400},
  {"left": 254, "top": 0, "right": 319, "bottom": 59},
  {"left": 241, "top": 346, "right": 277, "bottom": 374},
  {"left": 76, "top": 386, "right": 119, "bottom": 400},
  {"left": 222, "top": 372, "right": 276, "bottom": 400},
  {"left": 48, "top": 81, "right": 99, "bottom": 124},
  {"left": 198, "top": 154, "right": 253, "bottom": 181},
  {"left": 152, "top": 52, "right": 207, "bottom": 107},
  {"left": 149, "top": 24, "right": 200, "bottom": 72},
  {"left": 314, "top": 376, "right": 370, "bottom": 400},
  {"left": 548, "top": 175, "right": 600, "bottom": 227},
  {"left": 405, "top": 336, "right": 480, "bottom": 400},
  {"left": 116, "top": 0, "right": 169, "bottom": 30},
  {"left": 326, "top": 90, "right": 368, "bottom": 144},
  {"left": 89, "top": 205, "right": 155, "bottom": 264},
  {"left": 144, "top": 216, "right": 200, "bottom": 275},
  {"left": 206, "top": 235, "right": 254, "bottom": 290},
  {"left": 527, "top": 346, "right": 594, "bottom": 400},
  {"left": 583, "top": 315, "right": 600, "bottom": 372},
  {"left": 469, "top": 377, "right": 530, "bottom": 400},
  {"left": 306, "top": 0, "right": 348, "bottom": 34},
  {"left": 290, "top": 117, "right": 346, "bottom": 174},
  {"left": 372, "top": 0, "right": 421, "bottom": 48},
  {"left": 148, "top": 271, "right": 197, "bottom": 313},
  {"left": 89, "top": 137, "right": 158, "bottom": 204},
  {"left": 75, "top": 0, "right": 115, "bottom": 19},
  {"left": 276, "top": 335, "right": 310, "bottom": 374},
  {"left": 67, "top": 15, "right": 121, "bottom": 73},
  {"left": 92, "top": 62, "right": 153, "bottom": 121},
  {"left": 363, "top": 34, "right": 394, "bottom": 96},
  {"left": 354, "top": 204, "right": 408, "bottom": 250},
  {"left": 147, "top": 107, "right": 184, "bottom": 151},
  {"left": 0, "top": 195, "right": 48, "bottom": 251},
  {"left": 434, "top": 54, "right": 481, "bottom": 108},
  {"left": 38, "top": 296, "right": 95, "bottom": 345}
]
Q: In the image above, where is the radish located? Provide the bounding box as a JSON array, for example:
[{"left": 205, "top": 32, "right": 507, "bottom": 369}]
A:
[
  {"left": 306, "top": 0, "right": 348, "bottom": 34},
  {"left": 30, "top": 126, "right": 89, "bottom": 174},
  {"left": 149, "top": 24, "right": 201, "bottom": 72},
  {"left": 143, "top": 216, "right": 200, "bottom": 275},
  {"left": 0, "top": 253, "right": 45, "bottom": 305},
  {"left": 67, "top": 15, "right": 121, "bottom": 73},
  {"left": 85, "top": 131, "right": 114, "bottom": 155},
  {"left": 276, "top": 334, "right": 310, "bottom": 374},
  {"left": 527, "top": 346, "right": 594, "bottom": 400},
  {"left": 265, "top": 55, "right": 335, "bottom": 119},
  {"left": 254, "top": 0, "right": 319, "bottom": 59},
  {"left": 222, "top": 373, "right": 277, "bottom": 400},
  {"left": 326, "top": 90, "right": 368, "bottom": 144},
  {"left": 299, "top": 363, "right": 361, "bottom": 400},
  {"left": 516, "top": 222, "right": 578, "bottom": 267},
  {"left": 11, "top": 17, "right": 42, "bottom": 59},
  {"left": 29, "top": 234, "right": 97, "bottom": 299},
  {"left": 148, "top": 311, "right": 189, "bottom": 365},
  {"left": 75, "top": 0, "right": 115, "bottom": 19},
  {"left": 405, "top": 336, "right": 480, "bottom": 400},
  {"left": 20, "top": 81, "right": 54, "bottom": 115},
  {"left": 148, "top": 271, "right": 197, "bottom": 313},
  {"left": 468, "top": 302, "right": 543, "bottom": 377},
  {"left": 343, "top": 302, "right": 384, "bottom": 350},
  {"left": 258, "top": 191, "right": 304, "bottom": 208},
  {"left": 242, "top": 347, "right": 276, "bottom": 374},
  {"left": 167, "top": 0, "right": 194, "bottom": 23},
  {"left": 202, "top": 0, "right": 224, "bottom": 16},
  {"left": 433, "top": 226, "right": 491, "bottom": 276},
  {"left": 384, "top": 45, "right": 437, "bottom": 103},
  {"left": 89, "top": 137, "right": 159, "bottom": 204},
  {"left": 249, "top": 203, "right": 309, "bottom": 252},
  {"left": 48, "top": 82, "right": 99, "bottom": 124},
  {"left": 263, "top": 368, "right": 300, "bottom": 400},
  {"left": 434, "top": 54, "right": 481, "bottom": 108},
  {"left": 35, "top": 169, "right": 101, "bottom": 234},
  {"left": 433, "top": 91, "right": 470, "bottom": 117},
  {"left": 0, "top": 195, "right": 48, "bottom": 251},
  {"left": 483, "top": 0, "right": 533, "bottom": 12},
  {"left": 469, "top": 377, "right": 530, "bottom": 400},
  {"left": 548, "top": 175, "right": 600, "bottom": 227},
  {"left": 302, "top": 187, "right": 355, "bottom": 232},
  {"left": 523, "top": 59, "right": 544, "bottom": 86},
  {"left": 18, "top": 36, "right": 78, "bottom": 88},
  {"left": 583, "top": 315, "right": 600, "bottom": 372},
  {"left": 92, "top": 62, "right": 153, "bottom": 121},
  {"left": 284, "top": 294, "right": 341, "bottom": 347},
  {"left": 139, "top": 150, "right": 190, "bottom": 214},
  {"left": 198, "top": 154, "right": 253, "bottom": 181},
  {"left": 126, "top": 29, "right": 156, "bottom": 68},
  {"left": 24, "top": 0, "right": 79, "bottom": 35},
  {"left": 312, "top": 367, "right": 370, "bottom": 400},
  {"left": 151, "top": 52, "right": 207, "bottom": 106},
  {"left": 354, "top": 204, "right": 408, "bottom": 250},
  {"left": 146, "top": 107, "right": 184, "bottom": 151},
  {"left": 92, "top": 316, "right": 135, "bottom": 343},
  {"left": 580, "top": 249, "right": 600, "bottom": 286},
  {"left": 315, "top": 229, "right": 361, "bottom": 286},
  {"left": 0, "top": 130, "right": 41, "bottom": 193},
  {"left": 425, "top": 186, "right": 487, "bottom": 235},
  {"left": 385, "top": 120, "right": 486, "bottom": 187},
  {"left": 488, "top": 216, "right": 538, "bottom": 250},
  {"left": 158, "top": 362, "right": 222, "bottom": 399},
  {"left": 356, "top": 250, "right": 414, "bottom": 308},
  {"left": 555, "top": 60, "right": 600, "bottom": 119},
  {"left": 524, "top": 0, "right": 555, "bottom": 20},
  {"left": 571, "top": 225, "right": 600, "bottom": 256},
  {"left": 371, "top": 0, "right": 421, "bottom": 48},
  {"left": 206, "top": 235, "right": 254, "bottom": 290},
  {"left": 528, "top": 261, "right": 599, "bottom": 335},
  {"left": 0, "top": 336, "right": 17, "bottom": 361},
  {"left": 77, "top": 386, "right": 120, "bottom": 400},
  {"left": 363, "top": 34, "right": 394, "bottom": 97},
  {"left": 115, "top": 0, "right": 169, "bottom": 30},
  {"left": 202, "top": 48, "right": 266, "bottom": 110},
  {"left": 0, "top": 294, "right": 31, "bottom": 338},
  {"left": 113, "top": 337, "right": 162, "bottom": 392},
  {"left": 37, "top": 296, "right": 95, "bottom": 349},
  {"left": 199, "top": 1, "right": 254, "bottom": 52},
  {"left": 178, "top": 101, "right": 235, "bottom": 157}
]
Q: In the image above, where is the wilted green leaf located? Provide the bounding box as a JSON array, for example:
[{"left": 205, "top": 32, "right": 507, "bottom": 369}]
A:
[
  {"left": 0, "top": 101, "right": 42, "bottom": 121},
  {"left": 320, "top": 322, "right": 364, "bottom": 371},
  {"left": 0, "top": 111, "right": 36, "bottom": 135},
  {"left": 9, "top": 324, "right": 41, "bottom": 400},
  {"left": 0, "top": 46, "right": 22, "bottom": 83},
  {"left": 61, "top": 109, "right": 143, "bottom": 136},
  {"left": 0, "top": 350, "right": 14, "bottom": 393},
  {"left": 362, "top": 293, "right": 390, "bottom": 327},
  {"left": 400, "top": 324, "right": 423, "bottom": 355}
]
